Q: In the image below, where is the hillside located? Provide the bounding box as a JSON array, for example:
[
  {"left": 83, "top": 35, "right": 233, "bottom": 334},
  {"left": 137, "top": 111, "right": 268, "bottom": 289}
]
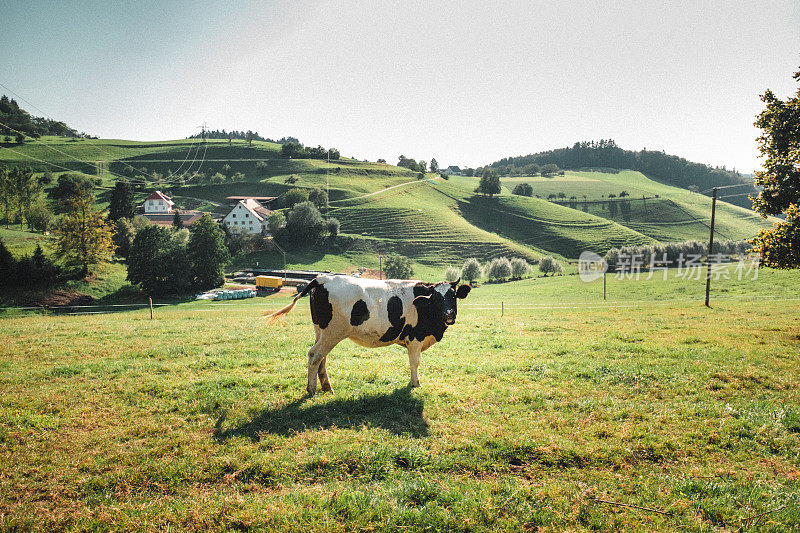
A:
[
  {"left": 0, "top": 136, "right": 774, "bottom": 283},
  {"left": 483, "top": 139, "right": 757, "bottom": 209}
]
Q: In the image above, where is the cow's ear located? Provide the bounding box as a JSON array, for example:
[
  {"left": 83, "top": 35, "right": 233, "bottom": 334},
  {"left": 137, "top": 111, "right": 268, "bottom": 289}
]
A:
[
  {"left": 413, "top": 294, "right": 431, "bottom": 307},
  {"left": 456, "top": 284, "right": 471, "bottom": 299},
  {"left": 450, "top": 277, "right": 460, "bottom": 290}
]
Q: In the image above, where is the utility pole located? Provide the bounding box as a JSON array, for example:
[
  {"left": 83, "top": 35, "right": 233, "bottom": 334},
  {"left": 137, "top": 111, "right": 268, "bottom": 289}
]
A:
[{"left": 704, "top": 187, "right": 718, "bottom": 307}]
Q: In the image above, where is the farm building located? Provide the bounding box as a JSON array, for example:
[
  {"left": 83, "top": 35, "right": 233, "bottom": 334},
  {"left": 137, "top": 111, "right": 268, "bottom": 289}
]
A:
[
  {"left": 225, "top": 195, "right": 277, "bottom": 207},
  {"left": 142, "top": 191, "right": 174, "bottom": 214},
  {"left": 222, "top": 198, "right": 272, "bottom": 234},
  {"left": 140, "top": 190, "right": 204, "bottom": 227},
  {"left": 444, "top": 165, "right": 462, "bottom": 175}
]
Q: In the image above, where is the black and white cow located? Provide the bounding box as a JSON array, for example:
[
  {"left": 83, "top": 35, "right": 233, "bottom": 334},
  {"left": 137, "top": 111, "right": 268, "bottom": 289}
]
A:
[{"left": 266, "top": 274, "right": 471, "bottom": 395}]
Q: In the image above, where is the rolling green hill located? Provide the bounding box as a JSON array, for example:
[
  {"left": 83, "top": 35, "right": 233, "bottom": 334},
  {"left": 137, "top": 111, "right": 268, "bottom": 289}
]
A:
[{"left": 0, "top": 137, "right": 773, "bottom": 278}]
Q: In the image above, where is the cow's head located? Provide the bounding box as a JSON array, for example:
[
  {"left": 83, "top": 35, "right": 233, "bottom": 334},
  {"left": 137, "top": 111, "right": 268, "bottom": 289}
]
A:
[{"left": 414, "top": 278, "right": 471, "bottom": 325}]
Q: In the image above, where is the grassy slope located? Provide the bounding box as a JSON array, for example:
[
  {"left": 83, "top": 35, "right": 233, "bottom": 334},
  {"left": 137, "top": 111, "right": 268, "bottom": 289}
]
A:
[
  {"left": 503, "top": 170, "right": 769, "bottom": 243},
  {"left": 1, "top": 271, "right": 799, "bottom": 530}
]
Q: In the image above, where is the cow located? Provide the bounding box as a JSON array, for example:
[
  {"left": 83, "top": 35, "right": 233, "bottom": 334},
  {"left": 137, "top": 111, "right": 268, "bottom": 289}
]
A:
[{"left": 266, "top": 274, "right": 471, "bottom": 395}]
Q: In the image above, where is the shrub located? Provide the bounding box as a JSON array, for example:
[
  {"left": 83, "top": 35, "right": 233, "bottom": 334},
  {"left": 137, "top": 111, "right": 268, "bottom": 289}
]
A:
[
  {"left": 267, "top": 211, "right": 286, "bottom": 234},
  {"left": 538, "top": 256, "right": 563, "bottom": 276},
  {"left": 485, "top": 257, "right": 512, "bottom": 281},
  {"left": 510, "top": 257, "right": 531, "bottom": 279},
  {"left": 512, "top": 183, "right": 533, "bottom": 196},
  {"left": 461, "top": 258, "right": 481, "bottom": 283},
  {"left": 384, "top": 254, "right": 414, "bottom": 279},
  {"left": 282, "top": 188, "right": 308, "bottom": 208},
  {"left": 286, "top": 201, "right": 325, "bottom": 242},
  {"left": 326, "top": 217, "right": 340, "bottom": 238},
  {"left": 444, "top": 266, "right": 460, "bottom": 282}
]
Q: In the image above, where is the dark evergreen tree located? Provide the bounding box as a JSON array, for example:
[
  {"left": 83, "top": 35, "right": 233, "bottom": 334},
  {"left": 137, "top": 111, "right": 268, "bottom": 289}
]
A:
[
  {"left": 172, "top": 210, "right": 184, "bottom": 229},
  {"left": 108, "top": 179, "right": 135, "bottom": 220},
  {"left": 187, "top": 214, "right": 230, "bottom": 290},
  {"left": 0, "top": 239, "right": 15, "bottom": 286}
]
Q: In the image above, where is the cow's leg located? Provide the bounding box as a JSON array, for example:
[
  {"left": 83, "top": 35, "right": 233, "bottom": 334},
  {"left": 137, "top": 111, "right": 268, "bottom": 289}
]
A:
[
  {"left": 307, "top": 338, "right": 340, "bottom": 395},
  {"left": 407, "top": 344, "right": 422, "bottom": 388},
  {"left": 317, "top": 355, "right": 332, "bottom": 392}
]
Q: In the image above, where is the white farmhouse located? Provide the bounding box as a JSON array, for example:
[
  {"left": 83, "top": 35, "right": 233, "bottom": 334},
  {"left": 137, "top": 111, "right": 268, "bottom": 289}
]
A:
[
  {"left": 223, "top": 198, "right": 272, "bottom": 235},
  {"left": 143, "top": 191, "right": 174, "bottom": 214}
]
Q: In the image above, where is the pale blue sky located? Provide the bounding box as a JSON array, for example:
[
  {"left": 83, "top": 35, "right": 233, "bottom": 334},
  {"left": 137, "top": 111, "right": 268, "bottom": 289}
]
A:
[{"left": 1, "top": 1, "right": 798, "bottom": 172}]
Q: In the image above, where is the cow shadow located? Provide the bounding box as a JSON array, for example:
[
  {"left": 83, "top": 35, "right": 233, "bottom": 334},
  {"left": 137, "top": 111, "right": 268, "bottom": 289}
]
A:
[{"left": 213, "top": 385, "right": 429, "bottom": 441}]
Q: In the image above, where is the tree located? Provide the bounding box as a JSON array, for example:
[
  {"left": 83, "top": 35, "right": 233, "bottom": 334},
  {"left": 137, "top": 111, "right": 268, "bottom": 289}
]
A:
[
  {"left": 309, "top": 187, "right": 329, "bottom": 209},
  {"left": 444, "top": 266, "right": 460, "bottom": 282},
  {"left": 326, "top": 217, "right": 340, "bottom": 238},
  {"left": 512, "top": 183, "right": 533, "bottom": 196},
  {"left": 430, "top": 158, "right": 439, "bottom": 173},
  {"left": 384, "top": 254, "right": 414, "bottom": 279},
  {"left": 267, "top": 211, "right": 286, "bottom": 235},
  {"left": 285, "top": 201, "right": 326, "bottom": 242},
  {"left": 485, "top": 257, "right": 512, "bottom": 281},
  {"left": 541, "top": 163, "right": 560, "bottom": 176},
  {"left": 108, "top": 179, "right": 135, "bottom": 220},
  {"left": 48, "top": 173, "right": 95, "bottom": 213},
  {"left": 127, "top": 224, "right": 191, "bottom": 294},
  {"left": 538, "top": 256, "right": 563, "bottom": 276},
  {"left": 750, "top": 68, "right": 800, "bottom": 268},
  {"left": 476, "top": 169, "right": 501, "bottom": 197},
  {"left": 24, "top": 198, "right": 54, "bottom": 232},
  {"left": 112, "top": 218, "right": 134, "bottom": 258},
  {"left": 510, "top": 257, "right": 531, "bottom": 279},
  {"left": 0, "top": 168, "right": 14, "bottom": 228},
  {"left": 461, "top": 258, "right": 481, "bottom": 283},
  {"left": 172, "top": 210, "right": 184, "bottom": 229},
  {"left": 54, "top": 190, "right": 114, "bottom": 275},
  {"left": 187, "top": 214, "right": 230, "bottom": 290},
  {"left": 283, "top": 188, "right": 309, "bottom": 208},
  {"left": 0, "top": 239, "right": 15, "bottom": 286},
  {"left": 688, "top": 185, "right": 699, "bottom": 193},
  {"left": 11, "top": 167, "right": 39, "bottom": 229}
]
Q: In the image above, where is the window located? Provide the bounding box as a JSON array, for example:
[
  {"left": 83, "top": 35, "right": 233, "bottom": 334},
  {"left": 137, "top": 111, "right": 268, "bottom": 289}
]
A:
[
  {"left": 232, "top": 214, "right": 236, "bottom": 218},
  {"left": 245, "top": 213, "right": 249, "bottom": 218}
]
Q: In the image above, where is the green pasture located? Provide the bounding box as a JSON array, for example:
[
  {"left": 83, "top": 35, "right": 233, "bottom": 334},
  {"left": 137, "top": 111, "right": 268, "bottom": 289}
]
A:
[{"left": 1, "top": 271, "right": 799, "bottom": 530}]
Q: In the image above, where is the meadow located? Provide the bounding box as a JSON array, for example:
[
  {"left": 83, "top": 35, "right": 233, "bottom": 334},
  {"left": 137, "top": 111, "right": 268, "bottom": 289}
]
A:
[{"left": 1, "top": 271, "right": 799, "bottom": 531}]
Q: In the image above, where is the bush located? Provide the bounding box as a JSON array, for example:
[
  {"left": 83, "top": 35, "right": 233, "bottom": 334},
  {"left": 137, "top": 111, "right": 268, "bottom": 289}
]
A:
[
  {"left": 461, "top": 258, "right": 481, "bottom": 283},
  {"left": 267, "top": 211, "right": 286, "bottom": 235},
  {"left": 444, "top": 266, "right": 460, "bottom": 282},
  {"left": 25, "top": 201, "right": 55, "bottom": 232},
  {"left": 384, "top": 254, "right": 414, "bottom": 279},
  {"left": 326, "top": 217, "right": 340, "bottom": 238},
  {"left": 485, "top": 257, "right": 512, "bottom": 281},
  {"left": 309, "top": 187, "right": 328, "bottom": 209},
  {"left": 286, "top": 201, "right": 326, "bottom": 242},
  {"left": 510, "top": 257, "right": 531, "bottom": 279},
  {"left": 512, "top": 183, "right": 533, "bottom": 196},
  {"left": 538, "top": 256, "right": 563, "bottom": 276},
  {"left": 282, "top": 188, "right": 308, "bottom": 208}
]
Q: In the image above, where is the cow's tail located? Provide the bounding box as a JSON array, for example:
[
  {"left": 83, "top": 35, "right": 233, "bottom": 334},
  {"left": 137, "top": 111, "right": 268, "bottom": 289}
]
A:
[{"left": 264, "top": 279, "right": 319, "bottom": 322}]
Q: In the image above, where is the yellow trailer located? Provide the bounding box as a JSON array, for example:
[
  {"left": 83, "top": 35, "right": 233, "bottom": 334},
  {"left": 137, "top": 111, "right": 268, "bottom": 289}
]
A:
[{"left": 256, "top": 275, "right": 283, "bottom": 289}]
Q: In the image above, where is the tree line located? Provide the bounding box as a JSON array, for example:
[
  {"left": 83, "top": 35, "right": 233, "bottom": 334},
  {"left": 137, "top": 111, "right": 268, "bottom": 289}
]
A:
[
  {"left": 0, "top": 95, "right": 86, "bottom": 142},
  {"left": 187, "top": 129, "right": 300, "bottom": 145},
  {"left": 483, "top": 139, "right": 755, "bottom": 207}
]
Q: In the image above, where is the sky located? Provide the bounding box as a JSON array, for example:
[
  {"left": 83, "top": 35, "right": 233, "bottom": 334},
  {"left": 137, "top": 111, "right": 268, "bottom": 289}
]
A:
[{"left": 1, "top": 0, "right": 798, "bottom": 172}]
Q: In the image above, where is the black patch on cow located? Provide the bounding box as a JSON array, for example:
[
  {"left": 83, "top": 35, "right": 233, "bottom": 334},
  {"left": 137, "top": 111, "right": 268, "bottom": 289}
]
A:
[
  {"left": 399, "top": 290, "right": 449, "bottom": 344},
  {"left": 309, "top": 285, "right": 333, "bottom": 329},
  {"left": 413, "top": 283, "right": 433, "bottom": 298},
  {"left": 350, "top": 299, "right": 370, "bottom": 326},
  {"left": 379, "top": 295, "right": 406, "bottom": 342}
]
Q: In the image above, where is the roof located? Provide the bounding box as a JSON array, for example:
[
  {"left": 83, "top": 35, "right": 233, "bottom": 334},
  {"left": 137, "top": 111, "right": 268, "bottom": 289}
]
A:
[
  {"left": 143, "top": 211, "right": 204, "bottom": 227},
  {"left": 145, "top": 190, "right": 174, "bottom": 203},
  {"left": 226, "top": 196, "right": 277, "bottom": 203},
  {"left": 446, "top": 166, "right": 461, "bottom": 172},
  {"left": 227, "top": 198, "right": 271, "bottom": 222}
]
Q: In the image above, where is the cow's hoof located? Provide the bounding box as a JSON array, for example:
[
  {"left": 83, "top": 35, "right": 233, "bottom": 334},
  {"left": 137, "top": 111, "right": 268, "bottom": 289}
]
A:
[
  {"left": 410, "top": 381, "right": 420, "bottom": 388},
  {"left": 306, "top": 386, "right": 316, "bottom": 396},
  {"left": 321, "top": 383, "right": 333, "bottom": 393}
]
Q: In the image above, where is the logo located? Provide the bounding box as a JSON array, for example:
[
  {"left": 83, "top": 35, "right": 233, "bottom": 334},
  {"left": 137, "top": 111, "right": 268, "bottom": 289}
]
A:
[{"left": 578, "top": 251, "right": 608, "bottom": 282}]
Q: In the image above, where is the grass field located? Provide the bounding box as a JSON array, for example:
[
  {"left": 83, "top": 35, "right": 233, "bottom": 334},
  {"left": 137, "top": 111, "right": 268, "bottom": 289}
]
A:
[{"left": 1, "top": 271, "right": 799, "bottom": 530}]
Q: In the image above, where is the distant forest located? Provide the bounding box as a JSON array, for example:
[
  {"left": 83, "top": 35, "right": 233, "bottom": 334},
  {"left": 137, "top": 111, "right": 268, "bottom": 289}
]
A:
[
  {"left": 485, "top": 140, "right": 757, "bottom": 208},
  {"left": 0, "top": 95, "right": 84, "bottom": 140},
  {"left": 187, "top": 129, "right": 299, "bottom": 145}
]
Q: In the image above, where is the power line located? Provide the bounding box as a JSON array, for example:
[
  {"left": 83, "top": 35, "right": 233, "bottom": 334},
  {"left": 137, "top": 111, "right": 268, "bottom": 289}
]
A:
[{"left": 699, "top": 183, "right": 754, "bottom": 194}]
